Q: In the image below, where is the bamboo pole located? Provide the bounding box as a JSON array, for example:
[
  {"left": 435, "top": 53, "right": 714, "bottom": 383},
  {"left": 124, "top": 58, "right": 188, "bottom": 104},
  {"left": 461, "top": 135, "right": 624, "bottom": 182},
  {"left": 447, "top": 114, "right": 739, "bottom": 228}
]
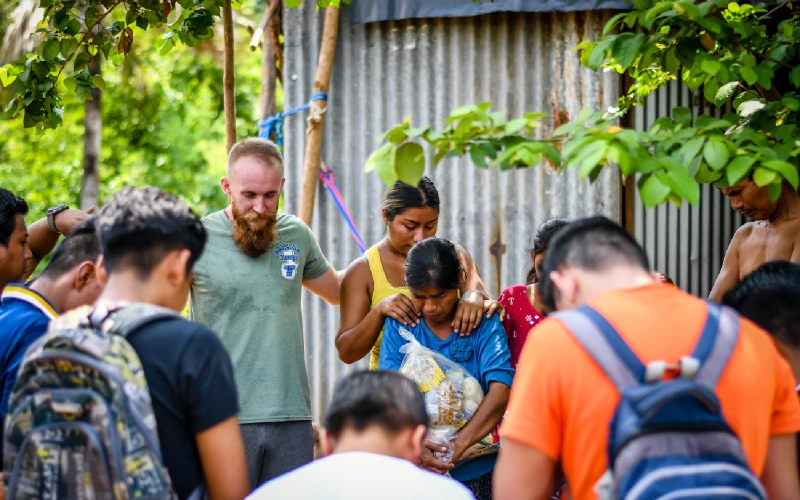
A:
[
  {"left": 222, "top": 0, "right": 237, "bottom": 152},
  {"left": 298, "top": 5, "right": 339, "bottom": 226}
]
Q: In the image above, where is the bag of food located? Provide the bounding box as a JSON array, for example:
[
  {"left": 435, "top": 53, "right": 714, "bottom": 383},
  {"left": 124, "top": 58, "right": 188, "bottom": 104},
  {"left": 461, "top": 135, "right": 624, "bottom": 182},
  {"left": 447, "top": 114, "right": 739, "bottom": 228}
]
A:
[{"left": 397, "top": 327, "right": 500, "bottom": 464}]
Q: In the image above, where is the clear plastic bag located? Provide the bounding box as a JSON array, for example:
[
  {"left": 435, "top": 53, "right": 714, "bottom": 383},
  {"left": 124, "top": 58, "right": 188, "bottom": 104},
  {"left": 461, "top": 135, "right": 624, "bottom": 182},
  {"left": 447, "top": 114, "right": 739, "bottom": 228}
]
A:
[{"left": 397, "top": 327, "right": 500, "bottom": 464}]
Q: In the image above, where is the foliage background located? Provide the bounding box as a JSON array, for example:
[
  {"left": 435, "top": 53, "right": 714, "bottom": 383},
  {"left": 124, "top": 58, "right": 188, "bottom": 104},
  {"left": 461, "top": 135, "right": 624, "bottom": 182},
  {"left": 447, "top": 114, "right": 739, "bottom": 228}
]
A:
[{"left": 0, "top": 18, "right": 272, "bottom": 221}]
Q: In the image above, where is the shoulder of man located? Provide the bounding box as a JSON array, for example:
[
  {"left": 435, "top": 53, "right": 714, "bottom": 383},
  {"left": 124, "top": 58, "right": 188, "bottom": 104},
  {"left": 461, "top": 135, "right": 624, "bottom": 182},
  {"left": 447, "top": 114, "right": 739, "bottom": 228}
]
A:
[{"left": 200, "top": 210, "right": 228, "bottom": 228}]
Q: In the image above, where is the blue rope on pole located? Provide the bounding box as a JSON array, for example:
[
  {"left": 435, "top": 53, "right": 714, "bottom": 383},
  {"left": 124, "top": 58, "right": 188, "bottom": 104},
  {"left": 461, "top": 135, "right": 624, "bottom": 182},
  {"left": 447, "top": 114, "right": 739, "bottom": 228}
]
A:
[{"left": 257, "top": 92, "right": 328, "bottom": 147}]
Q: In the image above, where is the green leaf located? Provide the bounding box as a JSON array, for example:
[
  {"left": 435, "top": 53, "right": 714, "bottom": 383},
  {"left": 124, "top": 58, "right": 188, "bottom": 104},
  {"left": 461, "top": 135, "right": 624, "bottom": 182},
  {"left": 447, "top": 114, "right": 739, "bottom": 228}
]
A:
[
  {"left": 42, "top": 40, "right": 60, "bottom": 62},
  {"left": 586, "top": 38, "right": 614, "bottom": 70},
  {"left": 0, "top": 66, "right": 14, "bottom": 87},
  {"left": 726, "top": 156, "right": 755, "bottom": 186},
  {"left": 603, "top": 12, "right": 628, "bottom": 34},
  {"left": 73, "top": 52, "right": 90, "bottom": 72},
  {"left": 782, "top": 97, "right": 800, "bottom": 112},
  {"left": 608, "top": 142, "right": 633, "bottom": 175},
  {"left": 679, "top": 137, "right": 706, "bottom": 164},
  {"left": 577, "top": 106, "right": 592, "bottom": 123},
  {"left": 740, "top": 65, "right": 757, "bottom": 85},
  {"left": 703, "top": 137, "right": 730, "bottom": 170},
  {"left": 762, "top": 160, "right": 799, "bottom": 191},
  {"left": 703, "top": 79, "right": 719, "bottom": 105},
  {"left": 285, "top": 0, "right": 302, "bottom": 6},
  {"left": 553, "top": 122, "right": 582, "bottom": 136},
  {"left": 504, "top": 118, "right": 527, "bottom": 135},
  {"left": 752, "top": 167, "right": 777, "bottom": 187},
  {"left": 611, "top": 33, "right": 645, "bottom": 68},
  {"left": 364, "top": 143, "right": 396, "bottom": 181},
  {"left": 664, "top": 167, "right": 700, "bottom": 205},
  {"left": 768, "top": 182, "right": 782, "bottom": 203},
  {"left": 91, "top": 75, "right": 106, "bottom": 92},
  {"left": 395, "top": 142, "right": 425, "bottom": 186},
  {"left": 714, "top": 81, "right": 738, "bottom": 106},
  {"left": 672, "top": 107, "right": 693, "bottom": 125},
  {"left": 640, "top": 173, "right": 671, "bottom": 208},
  {"left": 753, "top": 64, "right": 773, "bottom": 89},
  {"left": 65, "top": 19, "right": 82, "bottom": 36},
  {"left": 701, "top": 59, "right": 721, "bottom": 76},
  {"left": 578, "top": 141, "right": 608, "bottom": 180},
  {"left": 790, "top": 66, "right": 800, "bottom": 89}
]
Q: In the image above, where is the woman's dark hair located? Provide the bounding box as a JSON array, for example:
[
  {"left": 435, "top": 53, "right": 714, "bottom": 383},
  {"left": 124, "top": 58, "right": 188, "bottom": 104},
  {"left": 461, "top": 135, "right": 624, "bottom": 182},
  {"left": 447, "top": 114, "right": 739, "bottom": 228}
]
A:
[
  {"left": 404, "top": 237, "right": 464, "bottom": 291},
  {"left": 382, "top": 176, "right": 440, "bottom": 222},
  {"left": 525, "top": 217, "right": 571, "bottom": 285}
]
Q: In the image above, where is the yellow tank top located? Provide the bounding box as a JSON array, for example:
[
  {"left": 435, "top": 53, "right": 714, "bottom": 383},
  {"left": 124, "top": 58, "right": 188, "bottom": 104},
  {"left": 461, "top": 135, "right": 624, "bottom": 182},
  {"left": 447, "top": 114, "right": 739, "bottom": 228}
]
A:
[{"left": 365, "top": 245, "right": 410, "bottom": 370}]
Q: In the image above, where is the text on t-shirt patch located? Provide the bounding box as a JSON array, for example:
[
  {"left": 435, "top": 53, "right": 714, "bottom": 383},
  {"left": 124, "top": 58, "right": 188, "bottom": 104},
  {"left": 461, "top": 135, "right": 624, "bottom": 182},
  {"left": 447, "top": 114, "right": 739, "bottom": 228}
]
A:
[{"left": 274, "top": 243, "right": 302, "bottom": 280}]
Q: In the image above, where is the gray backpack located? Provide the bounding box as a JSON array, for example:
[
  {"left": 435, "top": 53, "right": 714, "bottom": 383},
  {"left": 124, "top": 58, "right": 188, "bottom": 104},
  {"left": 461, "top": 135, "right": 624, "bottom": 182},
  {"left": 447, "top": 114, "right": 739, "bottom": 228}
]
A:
[{"left": 3, "top": 303, "right": 178, "bottom": 499}]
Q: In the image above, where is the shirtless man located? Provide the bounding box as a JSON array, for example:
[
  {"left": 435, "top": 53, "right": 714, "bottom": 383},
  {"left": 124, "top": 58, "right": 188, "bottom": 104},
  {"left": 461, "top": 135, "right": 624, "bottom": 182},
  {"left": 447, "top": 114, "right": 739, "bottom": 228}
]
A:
[{"left": 709, "top": 179, "right": 800, "bottom": 302}]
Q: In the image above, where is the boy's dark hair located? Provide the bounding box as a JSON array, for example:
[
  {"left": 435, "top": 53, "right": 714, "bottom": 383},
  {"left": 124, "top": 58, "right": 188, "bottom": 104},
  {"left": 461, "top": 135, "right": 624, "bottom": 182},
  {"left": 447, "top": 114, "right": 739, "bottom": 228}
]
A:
[
  {"left": 40, "top": 217, "right": 101, "bottom": 278},
  {"left": 722, "top": 260, "right": 800, "bottom": 348},
  {"left": 539, "top": 216, "right": 650, "bottom": 312},
  {"left": 96, "top": 187, "right": 207, "bottom": 279},
  {"left": 404, "top": 237, "right": 464, "bottom": 291},
  {"left": 0, "top": 188, "right": 29, "bottom": 247},
  {"left": 525, "top": 217, "right": 571, "bottom": 285},
  {"left": 382, "top": 176, "right": 440, "bottom": 222},
  {"left": 324, "top": 371, "right": 428, "bottom": 439}
]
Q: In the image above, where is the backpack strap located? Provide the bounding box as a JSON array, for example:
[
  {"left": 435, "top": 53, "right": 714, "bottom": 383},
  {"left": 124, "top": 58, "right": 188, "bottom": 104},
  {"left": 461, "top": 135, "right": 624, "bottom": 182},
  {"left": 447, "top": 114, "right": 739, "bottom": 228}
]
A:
[
  {"left": 553, "top": 306, "right": 645, "bottom": 391},
  {"left": 690, "top": 302, "right": 740, "bottom": 389},
  {"left": 89, "top": 303, "right": 179, "bottom": 339}
]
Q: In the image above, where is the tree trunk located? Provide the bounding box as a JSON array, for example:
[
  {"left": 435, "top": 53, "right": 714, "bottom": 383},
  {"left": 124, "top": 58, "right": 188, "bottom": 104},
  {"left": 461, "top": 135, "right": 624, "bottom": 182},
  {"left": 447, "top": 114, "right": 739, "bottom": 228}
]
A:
[
  {"left": 259, "top": 0, "right": 281, "bottom": 135},
  {"left": 81, "top": 55, "right": 101, "bottom": 210},
  {"left": 299, "top": 6, "right": 339, "bottom": 227},
  {"left": 222, "top": 0, "right": 237, "bottom": 152}
]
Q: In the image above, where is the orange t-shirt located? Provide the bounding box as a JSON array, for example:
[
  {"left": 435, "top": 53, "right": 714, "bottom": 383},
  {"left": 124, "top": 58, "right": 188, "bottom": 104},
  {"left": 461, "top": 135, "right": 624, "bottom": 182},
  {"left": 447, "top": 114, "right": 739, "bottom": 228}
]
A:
[{"left": 500, "top": 282, "right": 800, "bottom": 500}]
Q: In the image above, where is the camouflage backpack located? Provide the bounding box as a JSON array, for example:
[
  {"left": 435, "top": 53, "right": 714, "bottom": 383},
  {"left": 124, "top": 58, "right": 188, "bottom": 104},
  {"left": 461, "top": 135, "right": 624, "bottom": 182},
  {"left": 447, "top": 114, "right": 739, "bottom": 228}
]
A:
[{"left": 2, "top": 303, "right": 177, "bottom": 500}]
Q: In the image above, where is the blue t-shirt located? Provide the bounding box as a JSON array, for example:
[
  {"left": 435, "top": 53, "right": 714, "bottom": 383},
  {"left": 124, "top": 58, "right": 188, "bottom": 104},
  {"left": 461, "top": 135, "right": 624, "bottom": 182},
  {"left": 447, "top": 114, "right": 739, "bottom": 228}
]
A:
[
  {"left": 0, "top": 283, "right": 59, "bottom": 460},
  {"left": 378, "top": 314, "right": 514, "bottom": 482}
]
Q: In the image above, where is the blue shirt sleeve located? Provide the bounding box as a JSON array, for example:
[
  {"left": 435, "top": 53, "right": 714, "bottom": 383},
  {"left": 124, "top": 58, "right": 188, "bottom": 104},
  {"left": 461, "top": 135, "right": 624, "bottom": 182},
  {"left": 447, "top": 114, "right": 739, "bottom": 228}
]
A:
[
  {"left": 1, "top": 320, "right": 50, "bottom": 418},
  {"left": 474, "top": 316, "right": 515, "bottom": 389},
  {"left": 378, "top": 318, "right": 406, "bottom": 371}
]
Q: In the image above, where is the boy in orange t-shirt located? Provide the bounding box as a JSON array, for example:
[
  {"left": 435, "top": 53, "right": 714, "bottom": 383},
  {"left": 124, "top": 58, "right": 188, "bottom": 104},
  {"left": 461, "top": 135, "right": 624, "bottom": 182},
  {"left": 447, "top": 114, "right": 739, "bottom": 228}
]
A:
[{"left": 494, "top": 217, "right": 800, "bottom": 500}]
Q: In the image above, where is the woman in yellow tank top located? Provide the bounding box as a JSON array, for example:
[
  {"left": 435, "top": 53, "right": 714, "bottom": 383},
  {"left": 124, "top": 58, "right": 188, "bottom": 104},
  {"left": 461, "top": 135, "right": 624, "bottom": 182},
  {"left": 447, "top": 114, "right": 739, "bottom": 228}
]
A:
[{"left": 336, "top": 176, "right": 505, "bottom": 369}]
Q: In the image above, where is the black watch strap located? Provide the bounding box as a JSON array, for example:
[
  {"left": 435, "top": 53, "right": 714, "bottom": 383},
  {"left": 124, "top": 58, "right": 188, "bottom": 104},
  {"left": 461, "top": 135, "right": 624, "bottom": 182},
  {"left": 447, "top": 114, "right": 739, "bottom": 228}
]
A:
[{"left": 47, "top": 204, "right": 69, "bottom": 233}]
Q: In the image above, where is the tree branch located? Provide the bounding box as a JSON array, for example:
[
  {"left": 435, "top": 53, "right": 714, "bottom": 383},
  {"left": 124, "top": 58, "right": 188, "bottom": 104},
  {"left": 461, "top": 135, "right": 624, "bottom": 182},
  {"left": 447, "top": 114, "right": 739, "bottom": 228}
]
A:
[
  {"left": 249, "top": 0, "right": 280, "bottom": 51},
  {"left": 55, "top": 0, "right": 125, "bottom": 82}
]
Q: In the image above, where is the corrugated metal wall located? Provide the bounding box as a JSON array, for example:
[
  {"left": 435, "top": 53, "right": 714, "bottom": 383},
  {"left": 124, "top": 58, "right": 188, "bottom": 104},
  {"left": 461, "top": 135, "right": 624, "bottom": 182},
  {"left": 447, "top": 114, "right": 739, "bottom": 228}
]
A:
[
  {"left": 630, "top": 80, "right": 744, "bottom": 298},
  {"left": 282, "top": 4, "right": 621, "bottom": 422}
]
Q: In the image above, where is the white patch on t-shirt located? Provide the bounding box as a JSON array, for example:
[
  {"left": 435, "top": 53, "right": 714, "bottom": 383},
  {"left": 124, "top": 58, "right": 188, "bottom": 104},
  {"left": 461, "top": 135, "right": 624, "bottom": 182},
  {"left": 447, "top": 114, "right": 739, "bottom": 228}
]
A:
[{"left": 247, "top": 451, "right": 475, "bottom": 500}]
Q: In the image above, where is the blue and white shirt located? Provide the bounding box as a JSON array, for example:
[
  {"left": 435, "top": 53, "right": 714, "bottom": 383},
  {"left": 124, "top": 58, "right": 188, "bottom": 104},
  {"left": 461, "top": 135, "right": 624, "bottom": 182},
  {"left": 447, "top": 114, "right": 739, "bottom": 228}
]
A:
[{"left": 0, "top": 283, "right": 59, "bottom": 457}]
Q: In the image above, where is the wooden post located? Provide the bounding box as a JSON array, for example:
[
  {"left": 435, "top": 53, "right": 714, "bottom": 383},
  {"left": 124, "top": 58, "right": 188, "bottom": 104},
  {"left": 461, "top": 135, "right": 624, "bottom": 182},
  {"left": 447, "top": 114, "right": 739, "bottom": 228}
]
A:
[
  {"left": 222, "top": 0, "right": 237, "bottom": 152},
  {"left": 257, "top": 0, "right": 280, "bottom": 136},
  {"left": 298, "top": 5, "right": 339, "bottom": 227}
]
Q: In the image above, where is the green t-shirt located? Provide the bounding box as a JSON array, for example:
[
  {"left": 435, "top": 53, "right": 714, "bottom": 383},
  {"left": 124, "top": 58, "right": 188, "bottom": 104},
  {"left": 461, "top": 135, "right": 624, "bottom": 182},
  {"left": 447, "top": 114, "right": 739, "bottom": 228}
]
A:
[{"left": 190, "top": 211, "right": 331, "bottom": 423}]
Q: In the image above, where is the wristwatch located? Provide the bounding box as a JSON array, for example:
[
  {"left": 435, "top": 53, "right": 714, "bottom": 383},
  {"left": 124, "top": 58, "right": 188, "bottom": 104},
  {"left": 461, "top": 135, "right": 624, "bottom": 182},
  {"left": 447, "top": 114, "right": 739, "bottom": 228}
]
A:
[{"left": 47, "top": 204, "right": 70, "bottom": 233}]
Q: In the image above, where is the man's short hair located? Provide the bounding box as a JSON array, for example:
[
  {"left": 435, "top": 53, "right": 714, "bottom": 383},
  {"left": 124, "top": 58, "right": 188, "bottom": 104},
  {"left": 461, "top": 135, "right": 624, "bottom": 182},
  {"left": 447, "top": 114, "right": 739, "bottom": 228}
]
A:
[
  {"left": 95, "top": 187, "right": 207, "bottom": 279},
  {"left": 227, "top": 138, "right": 283, "bottom": 175},
  {"left": 722, "top": 260, "right": 800, "bottom": 349},
  {"left": 539, "top": 216, "right": 651, "bottom": 311},
  {"left": 40, "top": 217, "right": 101, "bottom": 278},
  {"left": 0, "top": 188, "right": 29, "bottom": 247},
  {"left": 324, "top": 371, "right": 428, "bottom": 439}
]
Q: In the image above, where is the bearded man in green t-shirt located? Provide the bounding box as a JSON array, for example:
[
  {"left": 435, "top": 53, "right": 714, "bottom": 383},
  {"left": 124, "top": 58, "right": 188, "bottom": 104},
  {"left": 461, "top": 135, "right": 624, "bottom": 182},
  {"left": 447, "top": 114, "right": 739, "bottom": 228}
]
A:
[{"left": 190, "top": 138, "right": 342, "bottom": 489}]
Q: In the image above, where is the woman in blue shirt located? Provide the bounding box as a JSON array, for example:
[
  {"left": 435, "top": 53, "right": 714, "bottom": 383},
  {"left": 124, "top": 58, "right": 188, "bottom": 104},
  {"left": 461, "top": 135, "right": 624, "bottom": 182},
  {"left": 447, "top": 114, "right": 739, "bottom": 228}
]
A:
[{"left": 379, "top": 237, "right": 514, "bottom": 500}]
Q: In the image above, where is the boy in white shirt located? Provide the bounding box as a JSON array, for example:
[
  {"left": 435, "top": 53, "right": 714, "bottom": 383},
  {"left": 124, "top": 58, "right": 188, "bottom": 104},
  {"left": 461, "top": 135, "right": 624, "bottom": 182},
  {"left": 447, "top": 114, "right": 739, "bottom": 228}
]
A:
[{"left": 247, "top": 370, "right": 474, "bottom": 500}]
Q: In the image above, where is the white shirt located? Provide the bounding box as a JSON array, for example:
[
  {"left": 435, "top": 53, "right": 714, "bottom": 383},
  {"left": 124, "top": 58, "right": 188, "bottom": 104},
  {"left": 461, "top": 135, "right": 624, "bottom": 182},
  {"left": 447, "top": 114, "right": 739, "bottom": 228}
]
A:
[{"left": 246, "top": 451, "right": 475, "bottom": 500}]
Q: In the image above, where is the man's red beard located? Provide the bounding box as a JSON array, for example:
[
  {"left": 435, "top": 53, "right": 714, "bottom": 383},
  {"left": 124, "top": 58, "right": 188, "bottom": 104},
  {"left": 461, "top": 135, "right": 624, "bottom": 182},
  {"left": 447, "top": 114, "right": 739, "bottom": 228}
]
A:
[{"left": 231, "top": 201, "right": 278, "bottom": 258}]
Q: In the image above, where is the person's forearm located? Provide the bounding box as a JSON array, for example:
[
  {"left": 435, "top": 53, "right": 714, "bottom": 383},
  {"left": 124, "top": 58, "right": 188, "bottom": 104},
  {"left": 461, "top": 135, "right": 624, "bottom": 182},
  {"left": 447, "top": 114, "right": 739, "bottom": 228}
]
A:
[
  {"left": 336, "top": 307, "right": 386, "bottom": 364},
  {"left": 454, "top": 382, "right": 510, "bottom": 459},
  {"left": 27, "top": 218, "right": 59, "bottom": 262}
]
